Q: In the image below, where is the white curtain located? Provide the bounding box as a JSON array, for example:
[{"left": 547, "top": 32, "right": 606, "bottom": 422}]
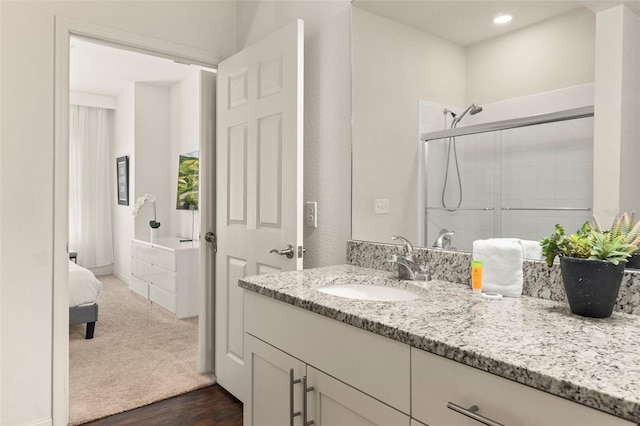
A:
[{"left": 69, "top": 105, "right": 114, "bottom": 268}]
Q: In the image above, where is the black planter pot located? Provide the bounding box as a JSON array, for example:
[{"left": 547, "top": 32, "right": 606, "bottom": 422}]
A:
[
  {"left": 626, "top": 254, "right": 640, "bottom": 269},
  {"left": 559, "top": 257, "right": 624, "bottom": 318}
]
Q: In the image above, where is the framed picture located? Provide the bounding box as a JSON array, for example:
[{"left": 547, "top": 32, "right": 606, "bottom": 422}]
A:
[
  {"left": 116, "top": 156, "right": 129, "bottom": 206},
  {"left": 176, "top": 151, "right": 199, "bottom": 210}
]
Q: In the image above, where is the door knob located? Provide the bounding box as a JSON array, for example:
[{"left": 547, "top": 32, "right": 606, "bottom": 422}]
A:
[
  {"left": 270, "top": 245, "right": 295, "bottom": 259},
  {"left": 204, "top": 232, "right": 217, "bottom": 253}
]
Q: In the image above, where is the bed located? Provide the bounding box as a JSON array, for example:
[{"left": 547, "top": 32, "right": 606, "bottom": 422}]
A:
[{"left": 69, "top": 260, "right": 102, "bottom": 339}]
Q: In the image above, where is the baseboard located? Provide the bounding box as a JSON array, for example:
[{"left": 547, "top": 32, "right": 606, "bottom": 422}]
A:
[
  {"left": 112, "top": 271, "right": 130, "bottom": 284},
  {"left": 89, "top": 264, "right": 113, "bottom": 276},
  {"left": 21, "top": 418, "right": 52, "bottom": 426}
]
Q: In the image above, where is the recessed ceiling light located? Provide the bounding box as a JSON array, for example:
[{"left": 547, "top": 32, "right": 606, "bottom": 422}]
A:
[{"left": 493, "top": 14, "right": 513, "bottom": 25}]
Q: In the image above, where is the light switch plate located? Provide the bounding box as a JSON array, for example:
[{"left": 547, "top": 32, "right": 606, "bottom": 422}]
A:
[{"left": 306, "top": 201, "right": 317, "bottom": 227}]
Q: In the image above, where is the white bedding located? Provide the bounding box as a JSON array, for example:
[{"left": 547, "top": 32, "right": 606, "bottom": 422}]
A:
[{"left": 69, "top": 260, "right": 102, "bottom": 307}]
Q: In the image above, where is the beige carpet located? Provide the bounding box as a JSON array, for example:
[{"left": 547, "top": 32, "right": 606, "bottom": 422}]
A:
[{"left": 69, "top": 275, "right": 213, "bottom": 425}]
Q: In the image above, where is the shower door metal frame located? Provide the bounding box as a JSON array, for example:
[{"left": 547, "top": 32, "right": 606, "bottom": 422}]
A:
[{"left": 421, "top": 106, "right": 594, "bottom": 143}]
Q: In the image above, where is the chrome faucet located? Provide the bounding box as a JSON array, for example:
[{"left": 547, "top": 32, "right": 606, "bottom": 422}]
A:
[
  {"left": 433, "top": 228, "right": 455, "bottom": 249},
  {"left": 391, "top": 235, "right": 415, "bottom": 258},
  {"left": 388, "top": 235, "right": 429, "bottom": 281}
]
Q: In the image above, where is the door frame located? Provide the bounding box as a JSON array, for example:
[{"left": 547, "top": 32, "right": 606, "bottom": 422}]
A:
[{"left": 53, "top": 17, "right": 219, "bottom": 425}]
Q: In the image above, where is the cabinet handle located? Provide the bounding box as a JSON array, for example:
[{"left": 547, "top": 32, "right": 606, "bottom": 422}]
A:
[
  {"left": 447, "top": 402, "right": 505, "bottom": 426},
  {"left": 290, "top": 369, "right": 301, "bottom": 426},
  {"left": 303, "top": 375, "right": 315, "bottom": 426}
]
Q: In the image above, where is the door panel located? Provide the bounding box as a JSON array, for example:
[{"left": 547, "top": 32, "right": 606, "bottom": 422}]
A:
[
  {"left": 225, "top": 257, "right": 247, "bottom": 362},
  {"left": 216, "top": 19, "right": 304, "bottom": 402},
  {"left": 227, "top": 124, "right": 248, "bottom": 225},
  {"left": 257, "top": 113, "right": 283, "bottom": 229},
  {"left": 307, "top": 367, "right": 410, "bottom": 426}
]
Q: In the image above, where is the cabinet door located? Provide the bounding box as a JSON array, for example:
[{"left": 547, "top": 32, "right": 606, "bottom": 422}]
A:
[
  {"left": 306, "top": 366, "right": 410, "bottom": 426},
  {"left": 244, "top": 333, "right": 306, "bottom": 426}
]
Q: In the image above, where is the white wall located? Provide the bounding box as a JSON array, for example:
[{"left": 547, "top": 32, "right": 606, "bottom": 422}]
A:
[
  {"left": 0, "top": 2, "right": 236, "bottom": 424},
  {"left": 170, "top": 71, "right": 202, "bottom": 240},
  {"left": 466, "top": 8, "right": 595, "bottom": 105},
  {"left": 351, "top": 7, "right": 466, "bottom": 245},
  {"left": 133, "top": 83, "right": 172, "bottom": 240},
  {"left": 593, "top": 5, "right": 640, "bottom": 224},
  {"left": 112, "top": 85, "right": 135, "bottom": 282},
  {"left": 112, "top": 73, "right": 203, "bottom": 279},
  {"left": 236, "top": 1, "right": 352, "bottom": 268},
  {"left": 70, "top": 91, "right": 117, "bottom": 110}
]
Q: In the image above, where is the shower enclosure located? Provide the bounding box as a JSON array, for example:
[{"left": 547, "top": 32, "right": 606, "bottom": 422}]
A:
[{"left": 421, "top": 106, "right": 594, "bottom": 252}]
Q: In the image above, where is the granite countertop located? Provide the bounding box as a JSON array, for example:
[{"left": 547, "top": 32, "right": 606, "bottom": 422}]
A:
[{"left": 239, "top": 264, "right": 640, "bottom": 423}]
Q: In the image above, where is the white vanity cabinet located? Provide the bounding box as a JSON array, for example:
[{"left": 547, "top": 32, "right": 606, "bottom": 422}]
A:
[
  {"left": 130, "top": 238, "right": 199, "bottom": 318},
  {"left": 411, "top": 348, "right": 634, "bottom": 426},
  {"left": 244, "top": 292, "right": 411, "bottom": 426},
  {"left": 244, "top": 290, "right": 635, "bottom": 426}
]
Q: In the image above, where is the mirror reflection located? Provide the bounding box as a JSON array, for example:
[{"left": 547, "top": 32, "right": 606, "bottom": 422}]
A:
[{"left": 351, "top": 0, "right": 597, "bottom": 255}]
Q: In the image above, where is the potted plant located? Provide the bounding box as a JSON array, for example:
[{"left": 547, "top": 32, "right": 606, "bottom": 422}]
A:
[
  {"left": 619, "top": 212, "right": 640, "bottom": 269},
  {"left": 132, "top": 193, "right": 161, "bottom": 239},
  {"left": 540, "top": 213, "right": 640, "bottom": 318}
]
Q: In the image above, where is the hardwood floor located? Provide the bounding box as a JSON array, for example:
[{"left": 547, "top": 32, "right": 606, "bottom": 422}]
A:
[{"left": 83, "top": 384, "right": 243, "bottom": 426}]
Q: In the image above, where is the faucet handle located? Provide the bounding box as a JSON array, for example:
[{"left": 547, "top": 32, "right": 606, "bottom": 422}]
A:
[{"left": 391, "top": 235, "right": 415, "bottom": 254}]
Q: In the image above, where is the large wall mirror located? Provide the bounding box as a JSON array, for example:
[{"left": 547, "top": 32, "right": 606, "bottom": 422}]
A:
[{"left": 351, "top": 0, "right": 603, "bottom": 254}]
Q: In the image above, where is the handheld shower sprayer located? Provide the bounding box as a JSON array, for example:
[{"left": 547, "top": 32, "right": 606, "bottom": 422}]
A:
[{"left": 441, "top": 103, "right": 483, "bottom": 211}]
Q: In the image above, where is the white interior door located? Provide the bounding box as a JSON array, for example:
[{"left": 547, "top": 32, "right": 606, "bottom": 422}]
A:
[{"left": 215, "top": 19, "right": 304, "bottom": 402}]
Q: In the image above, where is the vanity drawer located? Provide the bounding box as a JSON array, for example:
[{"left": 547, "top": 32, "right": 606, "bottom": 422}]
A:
[
  {"left": 131, "top": 243, "right": 176, "bottom": 271},
  {"left": 411, "top": 348, "right": 633, "bottom": 426},
  {"left": 245, "top": 292, "right": 411, "bottom": 414}
]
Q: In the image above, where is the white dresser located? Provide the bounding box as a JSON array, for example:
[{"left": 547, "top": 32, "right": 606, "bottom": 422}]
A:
[{"left": 130, "top": 237, "right": 199, "bottom": 318}]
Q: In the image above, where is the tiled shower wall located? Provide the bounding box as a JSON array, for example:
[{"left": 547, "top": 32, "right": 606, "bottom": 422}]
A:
[{"left": 420, "top": 84, "right": 594, "bottom": 252}]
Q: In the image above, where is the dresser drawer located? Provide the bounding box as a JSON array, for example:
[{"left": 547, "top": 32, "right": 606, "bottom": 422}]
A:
[
  {"left": 411, "top": 348, "right": 633, "bottom": 426},
  {"left": 129, "top": 274, "right": 149, "bottom": 299},
  {"left": 131, "top": 243, "right": 176, "bottom": 271},
  {"left": 131, "top": 259, "right": 177, "bottom": 293},
  {"left": 150, "top": 285, "right": 177, "bottom": 314}
]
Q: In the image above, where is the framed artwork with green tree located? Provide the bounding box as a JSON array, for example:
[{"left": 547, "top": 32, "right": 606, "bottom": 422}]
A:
[{"left": 176, "top": 151, "right": 199, "bottom": 210}]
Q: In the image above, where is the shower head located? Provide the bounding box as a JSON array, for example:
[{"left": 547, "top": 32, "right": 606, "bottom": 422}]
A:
[
  {"left": 451, "top": 103, "right": 483, "bottom": 128},
  {"left": 470, "top": 104, "right": 483, "bottom": 115}
]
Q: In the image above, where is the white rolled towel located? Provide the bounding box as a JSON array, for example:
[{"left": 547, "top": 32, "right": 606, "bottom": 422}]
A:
[
  {"left": 520, "top": 239, "right": 542, "bottom": 260},
  {"left": 472, "top": 238, "right": 523, "bottom": 297}
]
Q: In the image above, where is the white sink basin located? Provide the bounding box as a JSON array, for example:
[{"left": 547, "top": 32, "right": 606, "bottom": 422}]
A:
[{"left": 316, "top": 283, "right": 420, "bottom": 302}]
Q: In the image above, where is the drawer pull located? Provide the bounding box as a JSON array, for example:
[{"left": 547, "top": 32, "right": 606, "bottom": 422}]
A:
[
  {"left": 290, "top": 369, "right": 301, "bottom": 425},
  {"left": 447, "top": 402, "right": 505, "bottom": 426}
]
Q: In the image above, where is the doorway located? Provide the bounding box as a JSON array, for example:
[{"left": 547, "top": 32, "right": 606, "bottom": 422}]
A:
[{"left": 54, "top": 18, "right": 218, "bottom": 424}]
